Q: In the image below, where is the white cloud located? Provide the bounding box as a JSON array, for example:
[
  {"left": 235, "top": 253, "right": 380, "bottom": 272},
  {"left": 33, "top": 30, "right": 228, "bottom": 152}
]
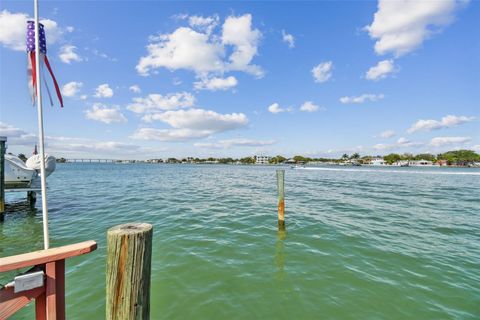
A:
[
  {"left": 373, "top": 137, "right": 423, "bottom": 150},
  {"left": 282, "top": 30, "right": 295, "bottom": 48},
  {"left": 66, "top": 26, "right": 74, "bottom": 33},
  {"left": 219, "top": 138, "right": 275, "bottom": 147},
  {"left": 49, "top": 139, "right": 165, "bottom": 158},
  {"left": 407, "top": 115, "right": 475, "bottom": 133},
  {"left": 300, "top": 101, "right": 322, "bottom": 112},
  {"left": 0, "top": 122, "right": 26, "bottom": 136},
  {"left": 172, "top": 13, "right": 189, "bottom": 21},
  {"left": 48, "top": 140, "right": 166, "bottom": 158},
  {"left": 127, "top": 92, "right": 195, "bottom": 113},
  {"left": 94, "top": 83, "right": 114, "bottom": 98},
  {"left": 85, "top": 103, "right": 127, "bottom": 124},
  {"left": 59, "top": 45, "right": 82, "bottom": 64},
  {"left": 365, "top": 0, "right": 466, "bottom": 57},
  {"left": 312, "top": 61, "right": 333, "bottom": 83},
  {"left": 268, "top": 103, "right": 286, "bottom": 114},
  {"left": 0, "top": 122, "right": 36, "bottom": 146},
  {"left": 90, "top": 48, "right": 117, "bottom": 62},
  {"left": 194, "top": 138, "right": 275, "bottom": 149},
  {"left": 193, "top": 142, "right": 224, "bottom": 149},
  {"left": 372, "top": 143, "right": 390, "bottom": 150},
  {"left": 137, "top": 27, "right": 224, "bottom": 76},
  {"left": 129, "top": 85, "right": 141, "bottom": 93},
  {"left": 471, "top": 145, "right": 480, "bottom": 152},
  {"left": 188, "top": 15, "right": 219, "bottom": 35},
  {"left": 131, "top": 128, "right": 211, "bottom": 141},
  {"left": 365, "top": 60, "right": 395, "bottom": 80},
  {"left": 379, "top": 130, "right": 396, "bottom": 138},
  {"left": 80, "top": 95, "right": 87, "bottom": 100},
  {"left": 0, "top": 10, "right": 63, "bottom": 51},
  {"left": 132, "top": 108, "right": 248, "bottom": 142},
  {"left": 136, "top": 14, "right": 263, "bottom": 79},
  {"left": 193, "top": 76, "right": 237, "bottom": 91},
  {"left": 430, "top": 136, "right": 471, "bottom": 147},
  {"left": 142, "top": 108, "right": 248, "bottom": 131},
  {"left": 54, "top": 141, "right": 138, "bottom": 153},
  {"left": 61, "top": 81, "right": 83, "bottom": 97},
  {"left": 0, "top": 122, "right": 165, "bottom": 159},
  {"left": 339, "top": 93, "right": 385, "bottom": 104},
  {"left": 222, "top": 14, "right": 263, "bottom": 77}
]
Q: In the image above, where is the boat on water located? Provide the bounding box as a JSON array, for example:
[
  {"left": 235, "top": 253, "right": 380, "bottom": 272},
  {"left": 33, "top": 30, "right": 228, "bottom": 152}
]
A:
[
  {"left": 339, "top": 160, "right": 362, "bottom": 166},
  {"left": 368, "top": 158, "right": 387, "bottom": 166},
  {"left": 4, "top": 153, "right": 56, "bottom": 188}
]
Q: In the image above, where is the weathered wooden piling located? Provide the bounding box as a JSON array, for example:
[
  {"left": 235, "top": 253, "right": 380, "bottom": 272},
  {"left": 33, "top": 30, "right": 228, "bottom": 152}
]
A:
[
  {"left": 106, "top": 223, "right": 153, "bottom": 320},
  {"left": 276, "top": 169, "right": 285, "bottom": 231},
  {"left": 0, "top": 136, "right": 6, "bottom": 217},
  {"left": 27, "top": 191, "right": 37, "bottom": 208}
]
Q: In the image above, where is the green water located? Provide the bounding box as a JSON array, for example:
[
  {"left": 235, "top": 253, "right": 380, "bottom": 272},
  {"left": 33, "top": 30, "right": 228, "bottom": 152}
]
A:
[{"left": 1, "top": 164, "right": 479, "bottom": 319}]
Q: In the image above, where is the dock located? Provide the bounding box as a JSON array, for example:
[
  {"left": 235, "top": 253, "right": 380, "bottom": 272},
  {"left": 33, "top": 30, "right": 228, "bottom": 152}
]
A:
[
  {"left": 1, "top": 136, "right": 5, "bottom": 216},
  {"left": 0, "top": 137, "right": 41, "bottom": 220}
]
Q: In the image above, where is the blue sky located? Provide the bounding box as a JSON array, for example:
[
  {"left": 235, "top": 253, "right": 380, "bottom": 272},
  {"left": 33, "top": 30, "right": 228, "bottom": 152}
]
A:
[{"left": 0, "top": 0, "right": 478, "bottom": 159}]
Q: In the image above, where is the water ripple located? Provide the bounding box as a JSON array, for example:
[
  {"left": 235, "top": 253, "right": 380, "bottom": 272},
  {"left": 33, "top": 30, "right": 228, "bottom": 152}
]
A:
[{"left": 1, "top": 164, "right": 479, "bottom": 319}]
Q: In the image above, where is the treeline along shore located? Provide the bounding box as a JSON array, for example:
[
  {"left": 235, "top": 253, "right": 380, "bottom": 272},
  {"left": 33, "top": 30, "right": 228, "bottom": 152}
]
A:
[{"left": 35, "top": 149, "right": 480, "bottom": 167}]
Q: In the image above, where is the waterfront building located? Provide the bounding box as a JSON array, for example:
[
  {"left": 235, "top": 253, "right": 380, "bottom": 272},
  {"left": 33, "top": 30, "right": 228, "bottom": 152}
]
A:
[
  {"left": 254, "top": 155, "right": 272, "bottom": 164},
  {"left": 409, "top": 159, "right": 434, "bottom": 166},
  {"left": 367, "top": 158, "right": 387, "bottom": 166}
]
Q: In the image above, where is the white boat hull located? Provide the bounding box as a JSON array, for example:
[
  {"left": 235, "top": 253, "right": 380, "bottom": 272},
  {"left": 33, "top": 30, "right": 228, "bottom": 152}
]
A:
[
  {"left": 4, "top": 154, "right": 57, "bottom": 188},
  {"left": 4, "top": 154, "right": 38, "bottom": 188}
]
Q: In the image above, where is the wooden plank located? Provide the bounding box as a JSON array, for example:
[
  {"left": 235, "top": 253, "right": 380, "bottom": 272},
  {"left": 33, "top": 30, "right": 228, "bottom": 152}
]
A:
[
  {"left": 0, "top": 286, "right": 44, "bottom": 319},
  {"left": 5, "top": 188, "right": 42, "bottom": 193},
  {"left": 36, "top": 291, "right": 46, "bottom": 320},
  {"left": 55, "top": 260, "right": 65, "bottom": 319},
  {"left": 45, "top": 262, "right": 57, "bottom": 320},
  {"left": 0, "top": 241, "right": 97, "bottom": 273}
]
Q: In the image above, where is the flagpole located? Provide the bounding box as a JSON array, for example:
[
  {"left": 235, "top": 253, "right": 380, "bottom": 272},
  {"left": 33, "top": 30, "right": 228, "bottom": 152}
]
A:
[{"left": 34, "top": 0, "right": 50, "bottom": 250}]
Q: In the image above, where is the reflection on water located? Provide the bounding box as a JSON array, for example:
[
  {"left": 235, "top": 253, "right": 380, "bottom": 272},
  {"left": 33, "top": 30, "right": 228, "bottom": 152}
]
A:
[
  {"left": 1, "top": 164, "right": 479, "bottom": 319},
  {"left": 275, "top": 231, "right": 286, "bottom": 280},
  {"left": 4, "top": 199, "right": 37, "bottom": 215}
]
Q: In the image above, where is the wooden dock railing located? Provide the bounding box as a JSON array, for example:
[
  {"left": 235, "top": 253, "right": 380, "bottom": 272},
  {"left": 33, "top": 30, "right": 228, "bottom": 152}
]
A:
[{"left": 0, "top": 240, "right": 97, "bottom": 319}]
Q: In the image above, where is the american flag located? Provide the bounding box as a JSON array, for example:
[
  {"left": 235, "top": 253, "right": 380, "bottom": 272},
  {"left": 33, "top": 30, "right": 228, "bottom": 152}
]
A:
[{"left": 27, "top": 20, "right": 63, "bottom": 107}]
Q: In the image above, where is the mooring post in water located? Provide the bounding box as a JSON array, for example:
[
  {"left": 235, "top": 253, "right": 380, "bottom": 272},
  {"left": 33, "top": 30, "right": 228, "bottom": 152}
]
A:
[
  {"left": 0, "top": 136, "right": 6, "bottom": 218},
  {"left": 277, "top": 169, "right": 285, "bottom": 231},
  {"left": 106, "top": 223, "right": 153, "bottom": 320},
  {"left": 27, "top": 191, "right": 37, "bottom": 208}
]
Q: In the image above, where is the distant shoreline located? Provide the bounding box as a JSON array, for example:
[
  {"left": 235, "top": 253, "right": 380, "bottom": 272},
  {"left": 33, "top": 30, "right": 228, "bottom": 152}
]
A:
[
  {"left": 57, "top": 161, "right": 480, "bottom": 169},
  {"left": 54, "top": 150, "right": 480, "bottom": 168}
]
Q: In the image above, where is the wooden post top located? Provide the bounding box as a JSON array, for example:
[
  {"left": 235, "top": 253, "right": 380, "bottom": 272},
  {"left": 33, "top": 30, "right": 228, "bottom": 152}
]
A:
[
  {"left": 0, "top": 241, "right": 97, "bottom": 273},
  {"left": 107, "top": 223, "right": 152, "bottom": 236}
]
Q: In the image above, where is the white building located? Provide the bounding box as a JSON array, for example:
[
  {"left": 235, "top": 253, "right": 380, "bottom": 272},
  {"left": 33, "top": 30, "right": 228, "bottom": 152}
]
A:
[
  {"left": 367, "top": 158, "right": 386, "bottom": 166},
  {"left": 410, "top": 159, "right": 434, "bottom": 166},
  {"left": 393, "top": 159, "right": 435, "bottom": 166},
  {"left": 254, "top": 155, "right": 271, "bottom": 165}
]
